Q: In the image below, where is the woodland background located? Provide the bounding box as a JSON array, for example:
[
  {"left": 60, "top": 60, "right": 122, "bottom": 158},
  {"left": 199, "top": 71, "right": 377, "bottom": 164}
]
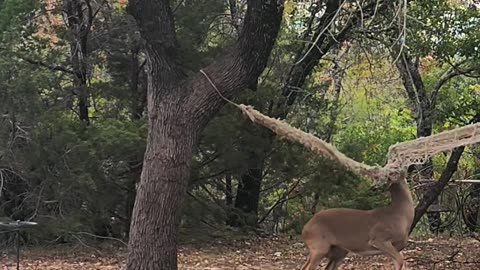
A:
[{"left": 0, "top": 0, "right": 479, "bottom": 261}]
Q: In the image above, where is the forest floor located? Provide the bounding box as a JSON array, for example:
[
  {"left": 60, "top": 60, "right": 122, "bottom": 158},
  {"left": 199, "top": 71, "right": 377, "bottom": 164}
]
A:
[{"left": 1, "top": 235, "right": 480, "bottom": 269}]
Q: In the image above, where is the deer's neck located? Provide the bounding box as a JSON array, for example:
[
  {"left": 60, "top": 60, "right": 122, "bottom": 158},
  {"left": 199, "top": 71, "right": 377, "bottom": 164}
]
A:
[{"left": 389, "top": 181, "right": 414, "bottom": 209}]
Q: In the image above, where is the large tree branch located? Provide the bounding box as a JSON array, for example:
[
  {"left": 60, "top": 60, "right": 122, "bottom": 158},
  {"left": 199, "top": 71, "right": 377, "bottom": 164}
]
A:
[
  {"left": 430, "top": 66, "right": 475, "bottom": 108},
  {"left": 393, "top": 50, "right": 434, "bottom": 137},
  {"left": 189, "top": 0, "right": 284, "bottom": 125},
  {"left": 281, "top": 0, "right": 343, "bottom": 106},
  {"left": 397, "top": 52, "right": 429, "bottom": 108},
  {"left": 127, "top": 0, "right": 184, "bottom": 83},
  {"left": 394, "top": 53, "right": 419, "bottom": 108},
  {"left": 19, "top": 56, "right": 74, "bottom": 74},
  {"left": 0, "top": 39, "right": 75, "bottom": 75},
  {"left": 281, "top": 0, "right": 388, "bottom": 108}
]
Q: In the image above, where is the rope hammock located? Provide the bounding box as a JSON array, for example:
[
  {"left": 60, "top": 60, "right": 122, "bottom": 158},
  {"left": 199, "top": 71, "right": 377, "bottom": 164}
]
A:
[
  {"left": 236, "top": 104, "right": 480, "bottom": 184},
  {"left": 199, "top": 69, "right": 480, "bottom": 184}
]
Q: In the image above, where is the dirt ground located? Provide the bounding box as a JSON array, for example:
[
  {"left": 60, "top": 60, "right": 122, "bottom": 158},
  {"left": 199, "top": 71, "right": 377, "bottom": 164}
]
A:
[{"left": 1, "top": 236, "right": 480, "bottom": 269}]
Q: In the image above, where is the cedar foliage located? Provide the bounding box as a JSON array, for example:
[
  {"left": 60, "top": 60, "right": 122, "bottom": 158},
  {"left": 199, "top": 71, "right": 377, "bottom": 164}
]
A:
[{"left": 0, "top": 0, "right": 478, "bottom": 245}]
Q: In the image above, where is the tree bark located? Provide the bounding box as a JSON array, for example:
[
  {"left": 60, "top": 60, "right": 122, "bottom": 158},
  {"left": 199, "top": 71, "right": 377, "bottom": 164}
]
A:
[
  {"left": 225, "top": 173, "right": 233, "bottom": 207},
  {"left": 127, "top": 100, "right": 197, "bottom": 269},
  {"left": 126, "top": 0, "right": 284, "bottom": 268},
  {"left": 128, "top": 46, "right": 147, "bottom": 120},
  {"left": 228, "top": 151, "right": 264, "bottom": 226},
  {"left": 63, "top": 0, "right": 95, "bottom": 124}
]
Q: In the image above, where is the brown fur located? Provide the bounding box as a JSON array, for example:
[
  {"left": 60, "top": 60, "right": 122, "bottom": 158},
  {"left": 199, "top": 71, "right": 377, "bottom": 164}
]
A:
[{"left": 301, "top": 179, "right": 414, "bottom": 270}]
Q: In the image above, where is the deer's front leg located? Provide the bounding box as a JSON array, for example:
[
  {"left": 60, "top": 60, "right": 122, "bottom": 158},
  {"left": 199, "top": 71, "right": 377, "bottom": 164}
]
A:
[{"left": 368, "top": 239, "right": 405, "bottom": 270}]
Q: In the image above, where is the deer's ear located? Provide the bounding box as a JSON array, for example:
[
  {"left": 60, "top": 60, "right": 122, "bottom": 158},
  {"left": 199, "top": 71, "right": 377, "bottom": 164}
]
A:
[
  {"left": 387, "top": 168, "right": 407, "bottom": 183},
  {"left": 371, "top": 181, "right": 390, "bottom": 192},
  {"left": 398, "top": 169, "right": 408, "bottom": 180}
]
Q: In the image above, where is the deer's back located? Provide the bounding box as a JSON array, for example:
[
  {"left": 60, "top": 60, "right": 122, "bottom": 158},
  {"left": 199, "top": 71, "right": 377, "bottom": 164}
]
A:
[
  {"left": 303, "top": 207, "right": 409, "bottom": 253},
  {"left": 303, "top": 208, "right": 375, "bottom": 250}
]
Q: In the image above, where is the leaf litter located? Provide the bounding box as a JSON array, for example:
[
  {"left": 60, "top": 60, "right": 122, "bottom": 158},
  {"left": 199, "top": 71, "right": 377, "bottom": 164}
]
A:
[{"left": 1, "top": 236, "right": 479, "bottom": 269}]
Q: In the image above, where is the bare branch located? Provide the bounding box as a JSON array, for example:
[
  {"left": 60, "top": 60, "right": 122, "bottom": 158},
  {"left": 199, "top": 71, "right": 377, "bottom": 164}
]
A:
[
  {"left": 190, "top": 0, "right": 284, "bottom": 123},
  {"left": 19, "top": 56, "right": 75, "bottom": 74},
  {"left": 0, "top": 169, "right": 5, "bottom": 200},
  {"left": 172, "top": 0, "right": 186, "bottom": 14},
  {"left": 389, "top": 0, "right": 408, "bottom": 64},
  {"left": 71, "top": 231, "right": 128, "bottom": 246},
  {"left": 282, "top": 0, "right": 389, "bottom": 107},
  {"left": 191, "top": 170, "right": 227, "bottom": 184},
  {"left": 258, "top": 178, "right": 302, "bottom": 225},
  {"left": 295, "top": 0, "right": 346, "bottom": 66},
  {"left": 85, "top": 0, "right": 94, "bottom": 26},
  {"left": 394, "top": 52, "right": 420, "bottom": 109},
  {"left": 92, "top": 0, "right": 107, "bottom": 20},
  {"left": 430, "top": 66, "right": 475, "bottom": 107}
]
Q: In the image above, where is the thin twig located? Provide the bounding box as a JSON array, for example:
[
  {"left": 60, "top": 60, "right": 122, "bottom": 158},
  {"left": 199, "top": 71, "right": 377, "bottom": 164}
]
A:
[
  {"left": 295, "top": 0, "right": 347, "bottom": 65},
  {"left": 258, "top": 178, "right": 302, "bottom": 224},
  {"left": 72, "top": 231, "right": 128, "bottom": 246},
  {"left": 18, "top": 56, "right": 74, "bottom": 74},
  {"left": 0, "top": 169, "right": 4, "bottom": 200},
  {"left": 71, "top": 233, "right": 101, "bottom": 252}
]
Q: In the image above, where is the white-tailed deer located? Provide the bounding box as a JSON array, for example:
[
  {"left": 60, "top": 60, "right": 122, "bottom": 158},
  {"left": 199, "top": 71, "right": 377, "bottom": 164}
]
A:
[{"left": 300, "top": 170, "right": 414, "bottom": 270}]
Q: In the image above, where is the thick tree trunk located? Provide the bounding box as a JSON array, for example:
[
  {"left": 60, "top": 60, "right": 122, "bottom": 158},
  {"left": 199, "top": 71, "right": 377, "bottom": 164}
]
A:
[
  {"left": 127, "top": 97, "right": 197, "bottom": 269},
  {"left": 230, "top": 115, "right": 273, "bottom": 227},
  {"left": 225, "top": 174, "right": 233, "bottom": 207},
  {"left": 229, "top": 152, "right": 264, "bottom": 226},
  {"left": 129, "top": 47, "right": 147, "bottom": 120},
  {"left": 63, "top": 0, "right": 93, "bottom": 124},
  {"left": 126, "top": 1, "right": 283, "bottom": 268}
]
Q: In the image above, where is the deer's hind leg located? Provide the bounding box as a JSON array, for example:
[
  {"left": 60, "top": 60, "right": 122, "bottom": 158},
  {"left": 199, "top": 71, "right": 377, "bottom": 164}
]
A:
[
  {"left": 300, "top": 255, "right": 310, "bottom": 270},
  {"left": 301, "top": 242, "right": 330, "bottom": 270},
  {"left": 324, "top": 246, "right": 348, "bottom": 270}
]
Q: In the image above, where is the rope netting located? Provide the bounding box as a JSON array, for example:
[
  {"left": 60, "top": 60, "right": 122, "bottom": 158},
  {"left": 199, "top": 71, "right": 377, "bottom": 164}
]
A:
[
  {"left": 237, "top": 104, "right": 480, "bottom": 184},
  {"left": 198, "top": 69, "right": 480, "bottom": 183}
]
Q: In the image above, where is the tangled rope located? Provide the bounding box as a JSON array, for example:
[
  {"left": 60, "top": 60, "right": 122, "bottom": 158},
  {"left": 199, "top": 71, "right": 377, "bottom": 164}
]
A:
[{"left": 200, "top": 69, "right": 480, "bottom": 184}]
